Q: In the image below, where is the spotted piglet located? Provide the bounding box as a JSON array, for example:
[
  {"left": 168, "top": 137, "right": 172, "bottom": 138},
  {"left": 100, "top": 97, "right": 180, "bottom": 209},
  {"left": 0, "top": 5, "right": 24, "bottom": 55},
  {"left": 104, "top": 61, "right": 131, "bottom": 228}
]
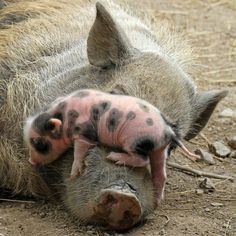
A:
[{"left": 24, "top": 89, "right": 199, "bottom": 203}]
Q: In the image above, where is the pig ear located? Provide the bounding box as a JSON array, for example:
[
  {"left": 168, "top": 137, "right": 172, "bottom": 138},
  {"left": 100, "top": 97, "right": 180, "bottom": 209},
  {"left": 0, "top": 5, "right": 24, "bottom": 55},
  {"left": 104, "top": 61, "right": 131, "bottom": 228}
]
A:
[
  {"left": 45, "top": 118, "right": 62, "bottom": 132},
  {"left": 87, "top": 2, "right": 135, "bottom": 68},
  {"left": 184, "top": 90, "right": 228, "bottom": 140}
]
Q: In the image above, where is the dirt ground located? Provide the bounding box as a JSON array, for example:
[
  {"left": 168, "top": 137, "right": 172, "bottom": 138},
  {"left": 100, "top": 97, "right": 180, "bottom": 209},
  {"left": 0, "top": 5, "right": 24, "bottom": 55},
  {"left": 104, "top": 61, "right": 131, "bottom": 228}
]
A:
[{"left": 0, "top": 0, "right": 236, "bottom": 235}]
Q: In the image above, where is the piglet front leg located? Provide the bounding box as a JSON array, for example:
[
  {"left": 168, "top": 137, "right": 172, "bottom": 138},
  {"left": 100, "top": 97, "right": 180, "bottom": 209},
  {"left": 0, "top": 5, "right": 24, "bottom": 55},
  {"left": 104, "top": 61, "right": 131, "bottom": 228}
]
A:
[
  {"left": 149, "top": 148, "right": 168, "bottom": 205},
  {"left": 70, "top": 139, "right": 94, "bottom": 180}
]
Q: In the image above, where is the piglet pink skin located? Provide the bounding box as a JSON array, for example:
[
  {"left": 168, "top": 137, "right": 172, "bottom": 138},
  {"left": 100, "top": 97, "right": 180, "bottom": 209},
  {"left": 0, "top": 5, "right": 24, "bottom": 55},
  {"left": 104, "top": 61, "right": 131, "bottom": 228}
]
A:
[
  {"left": 60, "top": 90, "right": 167, "bottom": 179},
  {"left": 25, "top": 89, "right": 199, "bottom": 204}
]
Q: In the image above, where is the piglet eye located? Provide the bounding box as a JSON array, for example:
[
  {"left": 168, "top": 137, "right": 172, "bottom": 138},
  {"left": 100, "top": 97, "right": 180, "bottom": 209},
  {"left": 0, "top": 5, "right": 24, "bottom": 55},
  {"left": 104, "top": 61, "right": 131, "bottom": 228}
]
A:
[{"left": 30, "top": 138, "right": 50, "bottom": 154}]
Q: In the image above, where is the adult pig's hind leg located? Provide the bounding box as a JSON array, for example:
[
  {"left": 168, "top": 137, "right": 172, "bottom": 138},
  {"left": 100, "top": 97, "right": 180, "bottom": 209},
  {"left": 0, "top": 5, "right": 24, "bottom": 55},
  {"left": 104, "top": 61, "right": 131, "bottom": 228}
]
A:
[
  {"left": 106, "top": 151, "right": 149, "bottom": 167},
  {"left": 149, "top": 148, "right": 168, "bottom": 205}
]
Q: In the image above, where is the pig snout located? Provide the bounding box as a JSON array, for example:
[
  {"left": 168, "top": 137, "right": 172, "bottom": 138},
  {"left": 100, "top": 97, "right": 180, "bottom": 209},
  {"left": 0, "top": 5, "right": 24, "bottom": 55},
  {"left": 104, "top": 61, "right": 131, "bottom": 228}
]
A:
[
  {"left": 93, "top": 188, "right": 142, "bottom": 231},
  {"left": 60, "top": 147, "right": 155, "bottom": 230}
]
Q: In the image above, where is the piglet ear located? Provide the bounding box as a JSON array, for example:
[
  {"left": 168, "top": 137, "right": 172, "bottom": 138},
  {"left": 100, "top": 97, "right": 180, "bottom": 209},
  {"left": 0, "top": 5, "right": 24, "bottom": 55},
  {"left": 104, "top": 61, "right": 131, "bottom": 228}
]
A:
[{"left": 45, "top": 118, "right": 62, "bottom": 133}]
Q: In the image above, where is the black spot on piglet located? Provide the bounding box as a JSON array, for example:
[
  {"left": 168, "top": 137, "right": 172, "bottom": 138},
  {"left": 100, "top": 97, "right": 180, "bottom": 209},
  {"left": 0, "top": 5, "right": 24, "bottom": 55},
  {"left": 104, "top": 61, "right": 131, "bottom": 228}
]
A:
[
  {"left": 66, "top": 110, "right": 79, "bottom": 138},
  {"left": 33, "top": 112, "right": 63, "bottom": 139},
  {"left": 132, "top": 136, "right": 157, "bottom": 158},
  {"left": 160, "top": 113, "right": 180, "bottom": 156},
  {"left": 79, "top": 122, "right": 98, "bottom": 142},
  {"left": 54, "top": 112, "right": 63, "bottom": 122},
  {"left": 126, "top": 111, "right": 136, "bottom": 120},
  {"left": 106, "top": 108, "right": 123, "bottom": 132},
  {"left": 91, "top": 101, "right": 111, "bottom": 122},
  {"left": 30, "top": 137, "right": 51, "bottom": 154},
  {"left": 33, "top": 113, "right": 51, "bottom": 134},
  {"left": 138, "top": 102, "right": 150, "bottom": 113},
  {"left": 68, "top": 110, "right": 79, "bottom": 120},
  {"left": 146, "top": 118, "right": 153, "bottom": 126},
  {"left": 44, "top": 120, "right": 55, "bottom": 131}
]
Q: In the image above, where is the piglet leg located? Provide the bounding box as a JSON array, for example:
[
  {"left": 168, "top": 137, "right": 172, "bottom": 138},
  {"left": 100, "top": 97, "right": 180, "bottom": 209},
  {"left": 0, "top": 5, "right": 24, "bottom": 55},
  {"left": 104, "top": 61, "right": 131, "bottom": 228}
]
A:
[
  {"left": 106, "top": 152, "right": 149, "bottom": 167},
  {"left": 70, "top": 139, "right": 94, "bottom": 179},
  {"left": 149, "top": 148, "right": 168, "bottom": 205}
]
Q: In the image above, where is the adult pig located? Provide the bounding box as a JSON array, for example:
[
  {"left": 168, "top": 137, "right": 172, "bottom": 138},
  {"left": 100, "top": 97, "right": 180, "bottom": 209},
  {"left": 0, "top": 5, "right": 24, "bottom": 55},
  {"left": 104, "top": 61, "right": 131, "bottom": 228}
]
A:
[{"left": 0, "top": 0, "right": 227, "bottom": 231}]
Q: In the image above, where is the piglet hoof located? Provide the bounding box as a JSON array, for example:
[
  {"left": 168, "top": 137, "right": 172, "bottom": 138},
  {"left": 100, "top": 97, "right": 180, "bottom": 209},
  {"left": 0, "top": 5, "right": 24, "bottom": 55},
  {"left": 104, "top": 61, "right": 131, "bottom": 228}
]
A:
[
  {"left": 69, "top": 171, "right": 81, "bottom": 181},
  {"left": 153, "top": 197, "right": 163, "bottom": 209},
  {"left": 155, "top": 198, "right": 162, "bottom": 207},
  {"left": 93, "top": 189, "right": 142, "bottom": 231},
  {"left": 69, "top": 175, "right": 78, "bottom": 181},
  {"left": 115, "top": 160, "right": 126, "bottom": 165},
  {"left": 106, "top": 152, "right": 120, "bottom": 162},
  {"left": 155, "top": 192, "right": 164, "bottom": 207},
  {"left": 106, "top": 153, "right": 126, "bottom": 165}
]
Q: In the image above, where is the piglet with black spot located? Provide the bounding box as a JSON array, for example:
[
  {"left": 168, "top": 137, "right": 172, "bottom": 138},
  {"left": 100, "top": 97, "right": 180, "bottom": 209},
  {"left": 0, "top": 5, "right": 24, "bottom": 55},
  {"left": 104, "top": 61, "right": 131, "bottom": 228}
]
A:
[{"left": 24, "top": 89, "right": 199, "bottom": 204}]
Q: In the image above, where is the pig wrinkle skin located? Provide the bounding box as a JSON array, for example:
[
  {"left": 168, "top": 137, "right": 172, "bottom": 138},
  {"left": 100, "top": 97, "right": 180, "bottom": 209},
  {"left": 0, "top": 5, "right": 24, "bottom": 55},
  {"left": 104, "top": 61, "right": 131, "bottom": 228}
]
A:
[{"left": 25, "top": 89, "right": 177, "bottom": 203}]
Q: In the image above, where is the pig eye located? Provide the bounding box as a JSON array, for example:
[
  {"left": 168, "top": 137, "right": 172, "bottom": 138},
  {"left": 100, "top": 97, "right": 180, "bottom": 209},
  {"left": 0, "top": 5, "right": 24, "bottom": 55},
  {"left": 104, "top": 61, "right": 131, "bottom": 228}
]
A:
[{"left": 30, "top": 138, "right": 50, "bottom": 154}]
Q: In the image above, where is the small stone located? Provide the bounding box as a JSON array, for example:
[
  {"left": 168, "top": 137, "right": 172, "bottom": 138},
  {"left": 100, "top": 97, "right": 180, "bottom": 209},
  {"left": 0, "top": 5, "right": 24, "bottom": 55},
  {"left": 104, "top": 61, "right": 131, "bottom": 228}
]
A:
[
  {"left": 204, "top": 208, "right": 210, "bottom": 212},
  {"left": 199, "top": 178, "right": 216, "bottom": 193},
  {"left": 86, "top": 226, "right": 94, "bottom": 230},
  {"left": 39, "top": 212, "right": 46, "bottom": 218},
  {"left": 195, "top": 189, "right": 204, "bottom": 195},
  {"left": 230, "top": 150, "right": 236, "bottom": 159},
  {"left": 20, "top": 204, "right": 26, "bottom": 209},
  {"left": 219, "top": 108, "right": 235, "bottom": 118},
  {"left": 222, "top": 223, "right": 228, "bottom": 228},
  {"left": 87, "top": 231, "right": 95, "bottom": 235},
  {"left": 210, "top": 202, "right": 224, "bottom": 207},
  {"left": 0, "top": 217, "right": 8, "bottom": 226},
  {"left": 209, "top": 141, "right": 231, "bottom": 157},
  {"left": 195, "top": 149, "right": 216, "bottom": 165},
  {"left": 228, "top": 136, "right": 236, "bottom": 149},
  {"left": 159, "top": 229, "right": 166, "bottom": 235}
]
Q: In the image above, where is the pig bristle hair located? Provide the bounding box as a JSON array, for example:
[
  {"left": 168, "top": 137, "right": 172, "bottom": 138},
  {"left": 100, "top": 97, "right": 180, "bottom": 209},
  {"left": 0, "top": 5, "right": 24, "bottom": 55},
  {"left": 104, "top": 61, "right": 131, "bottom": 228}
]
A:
[
  {"left": 23, "top": 116, "right": 34, "bottom": 144},
  {"left": 51, "top": 147, "right": 155, "bottom": 224}
]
